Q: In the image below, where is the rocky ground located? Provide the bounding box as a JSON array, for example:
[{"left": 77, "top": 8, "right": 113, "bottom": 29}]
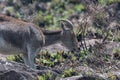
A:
[{"left": 0, "top": 39, "right": 120, "bottom": 80}]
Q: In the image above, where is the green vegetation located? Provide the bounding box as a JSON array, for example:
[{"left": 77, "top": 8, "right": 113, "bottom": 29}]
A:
[
  {"left": 36, "top": 51, "right": 84, "bottom": 67},
  {"left": 2, "top": 0, "right": 120, "bottom": 79},
  {"left": 7, "top": 50, "right": 88, "bottom": 78},
  {"left": 36, "top": 72, "right": 53, "bottom": 80},
  {"left": 62, "top": 68, "right": 77, "bottom": 77},
  {"left": 98, "top": 0, "right": 120, "bottom": 5},
  {"left": 7, "top": 55, "right": 23, "bottom": 63},
  {"left": 32, "top": 0, "right": 85, "bottom": 29}
]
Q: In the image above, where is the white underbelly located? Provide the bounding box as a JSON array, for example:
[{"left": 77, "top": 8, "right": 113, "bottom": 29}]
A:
[{"left": 0, "top": 37, "right": 22, "bottom": 55}]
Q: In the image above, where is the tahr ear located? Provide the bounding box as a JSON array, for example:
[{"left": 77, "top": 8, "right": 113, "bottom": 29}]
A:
[{"left": 59, "top": 19, "right": 73, "bottom": 30}]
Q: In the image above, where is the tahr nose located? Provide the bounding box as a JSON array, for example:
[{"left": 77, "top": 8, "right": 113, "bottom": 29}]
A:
[{"left": 78, "top": 47, "right": 80, "bottom": 50}]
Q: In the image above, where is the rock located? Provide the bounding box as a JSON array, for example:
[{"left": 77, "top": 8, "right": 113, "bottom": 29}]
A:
[
  {"left": 0, "top": 59, "right": 34, "bottom": 80},
  {"left": 0, "top": 70, "right": 32, "bottom": 80},
  {"left": 0, "top": 59, "right": 59, "bottom": 80},
  {"left": 61, "top": 75, "right": 106, "bottom": 80},
  {"left": 42, "top": 43, "right": 68, "bottom": 53}
]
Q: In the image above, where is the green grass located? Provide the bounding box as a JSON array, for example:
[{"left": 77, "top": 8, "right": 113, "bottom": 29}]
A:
[
  {"left": 6, "top": 49, "right": 89, "bottom": 78},
  {"left": 62, "top": 68, "right": 78, "bottom": 78}
]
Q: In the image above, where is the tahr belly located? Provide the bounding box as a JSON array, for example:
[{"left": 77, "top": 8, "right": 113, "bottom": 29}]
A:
[{"left": 0, "top": 37, "right": 23, "bottom": 55}]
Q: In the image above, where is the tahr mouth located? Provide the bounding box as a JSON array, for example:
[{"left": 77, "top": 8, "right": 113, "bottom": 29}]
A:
[{"left": 70, "top": 48, "right": 80, "bottom": 53}]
